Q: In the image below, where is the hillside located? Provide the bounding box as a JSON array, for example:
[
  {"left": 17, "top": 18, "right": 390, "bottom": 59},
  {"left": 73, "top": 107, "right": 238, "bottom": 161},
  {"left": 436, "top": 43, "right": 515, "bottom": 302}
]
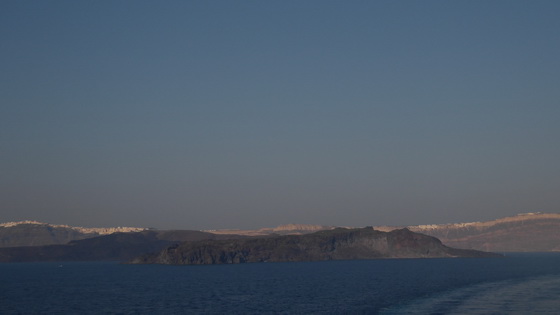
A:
[
  {"left": 206, "top": 223, "right": 334, "bottom": 236},
  {"left": 403, "top": 213, "right": 560, "bottom": 252},
  {"left": 3, "top": 212, "right": 559, "bottom": 260},
  {"left": 205, "top": 213, "right": 560, "bottom": 252},
  {"left": 0, "top": 221, "right": 146, "bottom": 248},
  {"left": 131, "top": 227, "right": 500, "bottom": 265},
  {"left": 0, "top": 230, "right": 246, "bottom": 262}
]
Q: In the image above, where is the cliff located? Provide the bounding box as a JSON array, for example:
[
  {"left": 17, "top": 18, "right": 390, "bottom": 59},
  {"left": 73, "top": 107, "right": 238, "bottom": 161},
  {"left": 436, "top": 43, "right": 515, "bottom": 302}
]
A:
[
  {"left": 205, "top": 213, "right": 560, "bottom": 252},
  {"left": 0, "top": 221, "right": 146, "bottom": 248},
  {"left": 131, "top": 227, "right": 500, "bottom": 265},
  {"left": 404, "top": 213, "right": 560, "bottom": 252},
  {"left": 0, "top": 230, "right": 246, "bottom": 262},
  {"left": 205, "top": 224, "right": 334, "bottom": 236}
]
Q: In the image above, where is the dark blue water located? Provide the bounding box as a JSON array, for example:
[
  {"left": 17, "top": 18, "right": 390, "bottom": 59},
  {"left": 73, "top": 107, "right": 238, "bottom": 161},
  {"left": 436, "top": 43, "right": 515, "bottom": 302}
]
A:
[{"left": 1, "top": 253, "right": 560, "bottom": 314}]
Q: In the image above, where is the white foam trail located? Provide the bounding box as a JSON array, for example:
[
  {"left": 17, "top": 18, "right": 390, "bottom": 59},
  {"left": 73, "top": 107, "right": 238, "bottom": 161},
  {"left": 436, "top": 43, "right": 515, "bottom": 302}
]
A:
[{"left": 381, "top": 274, "right": 560, "bottom": 314}]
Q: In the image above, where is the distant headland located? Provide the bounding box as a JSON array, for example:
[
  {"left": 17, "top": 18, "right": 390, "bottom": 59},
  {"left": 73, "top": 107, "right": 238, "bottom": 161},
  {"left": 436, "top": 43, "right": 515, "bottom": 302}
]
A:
[
  {"left": 1, "top": 212, "right": 559, "bottom": 263},
  {"left": 131, "top": 227, "right": 500, "bottom": 265}
]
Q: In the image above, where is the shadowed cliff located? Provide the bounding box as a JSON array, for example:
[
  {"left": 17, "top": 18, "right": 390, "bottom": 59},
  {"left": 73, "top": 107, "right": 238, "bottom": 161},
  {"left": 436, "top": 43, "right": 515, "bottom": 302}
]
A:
[
  {"left": 0, "top": 230, "right": 246, "bottom": 262},
  {"left": 131, "top": 227, "right": 500, "bottom": 265},
  {"left": 406, "top": 213, "right": 560, "bottom": 252}
]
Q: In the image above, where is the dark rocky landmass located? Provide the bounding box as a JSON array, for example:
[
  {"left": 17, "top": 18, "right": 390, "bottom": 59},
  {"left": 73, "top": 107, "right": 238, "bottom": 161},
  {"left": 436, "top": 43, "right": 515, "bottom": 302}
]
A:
[
  {"left": 4, "top": 212, "right": 554, "bottom": 262},
  {"left": 0, "top": 221, "right": 146, "bottom": 248},
  {"left": 205, "top": 223, "right": 335, "bottom": 236},
  {"left": 405, "top": 213, "right": 560, "bottom": 252},
  {"left": 131, "top": 227, "right": 500, "bottom": 265},
  {"left": 206, "top": 213, "right": 560, "bottom": 253},
  {"left": 0, "top": 230, "right": 245, "bottom": 262},
  {"left": 0, "top": 223, "right": 97, "bottom": 247}
]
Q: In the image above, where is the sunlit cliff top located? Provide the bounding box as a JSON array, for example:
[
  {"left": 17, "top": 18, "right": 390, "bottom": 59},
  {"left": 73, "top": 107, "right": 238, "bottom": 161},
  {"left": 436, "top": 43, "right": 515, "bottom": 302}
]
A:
[{"left": 0, "top": 220, "right": 146, "bottom": 235}]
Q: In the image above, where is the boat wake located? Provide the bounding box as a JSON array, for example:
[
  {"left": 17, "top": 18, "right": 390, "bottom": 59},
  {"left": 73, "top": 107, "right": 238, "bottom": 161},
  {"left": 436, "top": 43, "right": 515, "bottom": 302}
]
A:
[{"left": 381, "top": 274, "right": 560, "bottom": 314}]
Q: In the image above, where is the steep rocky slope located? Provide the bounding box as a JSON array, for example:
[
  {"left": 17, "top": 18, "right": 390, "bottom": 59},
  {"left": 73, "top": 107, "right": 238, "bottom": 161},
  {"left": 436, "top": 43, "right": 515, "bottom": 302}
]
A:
[
  {"left": 404, "top": 213, "right": 560, "bottom": 252},
  {"left": 131, "top": 227, "right": 500, "bottom": 265},
  {"left": 205, "top": 224, "right": 334, "bottom": 236},
  {"left": 0, "top": 230, "right": 246, "bottom": 262},
  {"left": 0, "top": 221, "right": 145, "bottom": 247}
]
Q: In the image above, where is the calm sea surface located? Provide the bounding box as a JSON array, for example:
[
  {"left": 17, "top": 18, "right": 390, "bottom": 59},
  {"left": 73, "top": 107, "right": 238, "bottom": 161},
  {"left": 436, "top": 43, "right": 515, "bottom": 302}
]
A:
[{"left": 1, "top": 253, "right": 560, "bottom": 314}]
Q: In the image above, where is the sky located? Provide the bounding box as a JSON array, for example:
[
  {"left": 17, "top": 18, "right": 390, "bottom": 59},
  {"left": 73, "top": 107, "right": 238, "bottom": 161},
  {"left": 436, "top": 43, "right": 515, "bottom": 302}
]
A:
[{"left": 1, "top": 1, "right": 559, "bottom": 230}]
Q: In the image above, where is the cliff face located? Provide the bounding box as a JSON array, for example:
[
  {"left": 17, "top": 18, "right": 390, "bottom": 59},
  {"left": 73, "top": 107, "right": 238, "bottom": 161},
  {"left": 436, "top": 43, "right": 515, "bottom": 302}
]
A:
[
  {"left": 0, "top": 223, "right": 96, "bottom": 247},
  {"left": 205, "top": 224, "right": 334, "bottom": 236},
  {"left": 0, "top": 230, "right": 246, "bottom": 262},
  {"left": 131, "top": 228, "right": 500, "bottom": 265},
  {"left": 405, "top": 213, "right": 560, "bottom": 252},
  {"left": 0, "top": 221, "right": 146, "bottom": 248}
]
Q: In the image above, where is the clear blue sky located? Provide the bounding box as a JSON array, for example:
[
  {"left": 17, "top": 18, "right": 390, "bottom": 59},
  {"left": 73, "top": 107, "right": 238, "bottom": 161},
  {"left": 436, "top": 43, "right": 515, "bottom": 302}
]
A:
[{"left": 1, "top": 1, "right": 559, "bottom": 229}]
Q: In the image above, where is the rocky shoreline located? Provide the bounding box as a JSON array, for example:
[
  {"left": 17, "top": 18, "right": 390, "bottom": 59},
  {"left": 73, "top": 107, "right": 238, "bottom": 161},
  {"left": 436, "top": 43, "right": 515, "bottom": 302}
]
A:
[{"left": 131, "top": 227, "right": 501, "bottom": 265}]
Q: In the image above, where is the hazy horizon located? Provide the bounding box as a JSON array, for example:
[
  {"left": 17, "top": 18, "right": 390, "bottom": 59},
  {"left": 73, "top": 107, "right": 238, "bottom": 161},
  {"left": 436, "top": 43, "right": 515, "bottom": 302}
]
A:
[
  {"left": 3, "top": 211, "right": 556, "bottom": 231},
  {"left": 2, "top": 1, "right": 559, "bottom": 230}
]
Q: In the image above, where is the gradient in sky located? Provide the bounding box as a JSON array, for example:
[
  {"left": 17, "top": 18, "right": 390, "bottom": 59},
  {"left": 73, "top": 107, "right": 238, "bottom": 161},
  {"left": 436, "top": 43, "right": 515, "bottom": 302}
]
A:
[{"left": 1, "top": 1, "right": 559, "bottom": 229}]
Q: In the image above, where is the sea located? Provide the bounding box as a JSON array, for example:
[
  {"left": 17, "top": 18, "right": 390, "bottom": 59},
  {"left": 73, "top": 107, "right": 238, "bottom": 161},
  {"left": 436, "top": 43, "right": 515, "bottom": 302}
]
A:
[{"left": 1, "top": 253, "right": 560, "bottom": 314}]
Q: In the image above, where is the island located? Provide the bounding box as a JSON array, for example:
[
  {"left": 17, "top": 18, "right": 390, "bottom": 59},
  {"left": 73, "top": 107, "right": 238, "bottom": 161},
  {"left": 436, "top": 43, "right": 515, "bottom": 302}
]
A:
[{"left": 130, "top": 227, "right": 501, "bottom": 265}]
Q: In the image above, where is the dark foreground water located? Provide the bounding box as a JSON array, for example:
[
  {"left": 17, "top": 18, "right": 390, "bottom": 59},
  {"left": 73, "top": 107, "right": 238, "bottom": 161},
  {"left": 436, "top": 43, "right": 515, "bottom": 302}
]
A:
[{"left": 1, "top": 253, "right": 560, "bottom": 314}]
